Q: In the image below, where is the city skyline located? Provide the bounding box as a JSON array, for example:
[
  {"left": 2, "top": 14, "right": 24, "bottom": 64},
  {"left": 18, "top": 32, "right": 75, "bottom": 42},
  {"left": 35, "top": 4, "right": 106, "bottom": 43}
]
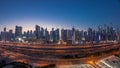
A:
[
  {"left": 0, "top": 23, "right": 119, "bottom": 33},
  {"left": 1, "top": 0, "right": 120, "bottom": 68},
  {"left": 0, "top": 0, "right": 120, "bottom": 32},
  {"left": 0, "top": 23, "right": 120, "bottom": 44}
]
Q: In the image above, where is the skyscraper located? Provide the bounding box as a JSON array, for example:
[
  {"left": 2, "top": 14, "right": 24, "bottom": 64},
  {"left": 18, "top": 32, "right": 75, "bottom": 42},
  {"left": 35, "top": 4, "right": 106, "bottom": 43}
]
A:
[
  {"left": 50, "top": 28, "right": 55, "bottom": 42},
  {"left": 44, "top": 28, "right": 50, "bottom": 42},
  {"left": 35, "top": 25, "right": 40, "bottom": 39},
  {"left": 9, "top": 29, "right": 14, "bottom": 41},
  {"left": 1, "top": 27, "right": 10, "bottom": 42},
  {"left": 4, "top": 27, "right": 6, "bottom": 32},
  {"left": 1, "top": 27, "right": 7, "bottom": 42},
  {"left": 40, "top": 27, "right": 44, "bottom": 40},
  {"left": 72, "top": 27, "right": 75, "bottom": 44},
  {"left": 55, "top": 28, "right": 59, "bottom": 42},
  {"left": 15, "top": 26, "right": 22, "bottom": 38},
  {"left": 66, "top": 29, "right": 73, "bottom": 44},
  {"left": 61, "top": 29, "right": 67, "bottom": 42},
  {"left": 75, "top": 30, "right": 80, "bottom": 43},
  {"left": 88, "top": 28, "right": 93, "bottom": 42}
]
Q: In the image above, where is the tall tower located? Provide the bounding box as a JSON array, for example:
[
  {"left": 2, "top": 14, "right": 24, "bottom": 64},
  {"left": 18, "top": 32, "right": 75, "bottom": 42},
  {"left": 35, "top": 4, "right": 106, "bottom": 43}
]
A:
[
  {"left": 4, "top": 27, "right": 6, "bottom": 32},
  {"left": 15, "top": 26, "right": 22, "bottom": 38},
  {"left": 55, "top": 28, "right": 59, "bottom": 42},
  {"left": 72, "top": 26, "right": 75, "bottom": 44},
  {"left": 35, "top": 25, "right": 40, "bottom": 39}
]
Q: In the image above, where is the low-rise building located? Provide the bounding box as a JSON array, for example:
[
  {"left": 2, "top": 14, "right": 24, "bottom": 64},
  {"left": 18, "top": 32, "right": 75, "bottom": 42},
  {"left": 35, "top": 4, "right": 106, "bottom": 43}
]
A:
[{"left": 96, "top": 55, "right": 120, "bottom": 68}]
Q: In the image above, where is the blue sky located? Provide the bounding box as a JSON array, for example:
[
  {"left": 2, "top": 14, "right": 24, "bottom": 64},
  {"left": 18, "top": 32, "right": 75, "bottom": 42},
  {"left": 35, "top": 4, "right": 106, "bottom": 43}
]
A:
[{"left": 0, "top": 0, "right": 120, "bottom": 32}]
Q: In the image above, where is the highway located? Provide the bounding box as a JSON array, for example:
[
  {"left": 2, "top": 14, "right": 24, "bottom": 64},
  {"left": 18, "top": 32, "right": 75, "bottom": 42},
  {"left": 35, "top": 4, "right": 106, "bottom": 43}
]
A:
[{"left": 0, "top": 42, "right": 120, "bottom": 67}]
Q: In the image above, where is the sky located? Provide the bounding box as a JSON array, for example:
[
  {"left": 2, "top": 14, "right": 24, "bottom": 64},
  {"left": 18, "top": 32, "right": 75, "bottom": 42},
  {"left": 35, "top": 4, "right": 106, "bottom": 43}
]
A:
[{"left": 0, "top": 0, "right": 120, "bottom": 32}]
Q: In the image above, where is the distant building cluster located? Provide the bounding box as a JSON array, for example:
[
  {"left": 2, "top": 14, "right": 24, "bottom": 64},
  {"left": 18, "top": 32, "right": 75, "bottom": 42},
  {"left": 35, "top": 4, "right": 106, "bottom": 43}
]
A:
[
  {"left": 61, "top": 24, "right": 120, "bottom": 44},
  {"left": 0, "top": 24, "right": 120, "bottom": 44}
]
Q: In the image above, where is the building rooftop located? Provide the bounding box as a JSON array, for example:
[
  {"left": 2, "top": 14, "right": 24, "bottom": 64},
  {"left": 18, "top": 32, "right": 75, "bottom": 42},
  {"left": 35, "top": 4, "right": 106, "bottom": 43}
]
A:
[{"left": 96, "top": 55, "right": 120, "bottom": 68}]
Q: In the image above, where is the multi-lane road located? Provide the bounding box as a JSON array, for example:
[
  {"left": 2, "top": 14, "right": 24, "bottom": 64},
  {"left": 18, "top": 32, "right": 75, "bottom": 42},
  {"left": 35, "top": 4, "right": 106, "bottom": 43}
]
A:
[{"left": 0, "top": 42, "right": 120, "bottom": 67}]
